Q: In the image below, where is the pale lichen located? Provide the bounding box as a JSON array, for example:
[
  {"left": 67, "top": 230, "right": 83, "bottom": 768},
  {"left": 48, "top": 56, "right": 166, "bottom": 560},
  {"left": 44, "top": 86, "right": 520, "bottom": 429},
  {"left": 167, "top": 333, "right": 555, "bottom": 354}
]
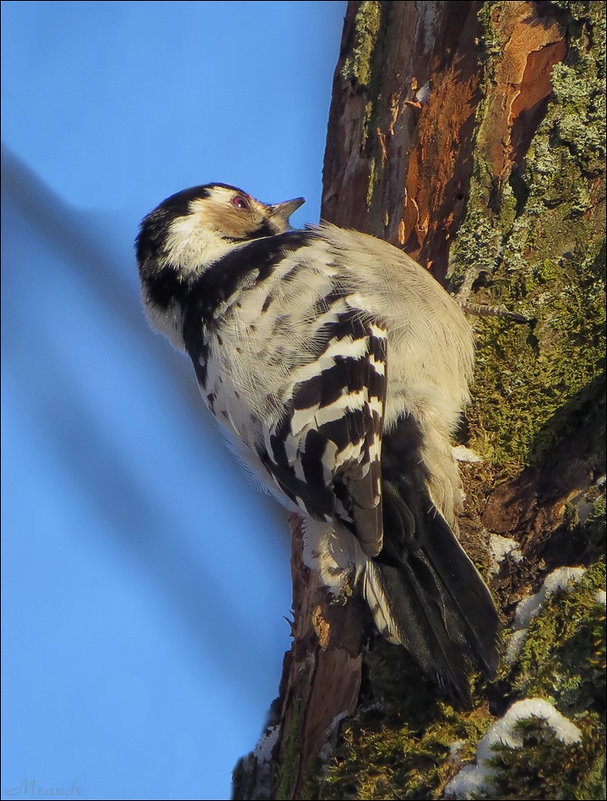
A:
[
  {"left": 340, "top": 1, "right": 382, "bottom": 90},
  {"left": 450, "top": 0, "right": 606, "bottom": 472}
]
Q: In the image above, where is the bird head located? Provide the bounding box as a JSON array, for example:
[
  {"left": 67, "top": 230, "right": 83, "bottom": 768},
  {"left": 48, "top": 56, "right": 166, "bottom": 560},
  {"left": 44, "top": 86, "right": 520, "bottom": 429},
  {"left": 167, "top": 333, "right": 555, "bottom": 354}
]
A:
[{"left": 136, "top": 183, "right": 305, "bottom": 279}]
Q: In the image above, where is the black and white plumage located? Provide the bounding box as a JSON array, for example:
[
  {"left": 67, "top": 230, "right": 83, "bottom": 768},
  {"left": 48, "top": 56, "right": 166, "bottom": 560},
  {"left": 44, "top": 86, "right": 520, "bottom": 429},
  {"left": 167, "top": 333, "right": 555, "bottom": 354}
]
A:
[{"left": 136, "top": 183, "right": 499, "bottom": 700}]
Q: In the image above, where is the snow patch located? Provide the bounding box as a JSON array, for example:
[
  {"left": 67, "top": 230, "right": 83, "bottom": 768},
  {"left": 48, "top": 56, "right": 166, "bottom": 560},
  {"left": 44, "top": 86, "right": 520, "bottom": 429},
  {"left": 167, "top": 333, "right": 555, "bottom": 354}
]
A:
[
  {"left": 504, "top": 566, "right": 587, "bottom": 663},
  {"left": 577, "top": 501, "right": 595, "bottom": 525},
  {"left": 319, "top": 712, "right": 350, "bottom": 762},
  {"left": 448, "top": 739, "right": 466, "bottom": 765},
  {"left": 253, "top": 724, "right": 279, "bottom": 764},
  {"left": 505, "top": 629, "right": 528, "bottom": 664},
  {"left": 445, "top": 698, "right": 582, "bottom": 799},
  {"left": 452, "top": 444, "right": 483, "bottom": 463},
  {"left": 488, "top": 534, "right": 523, "bottom": 573},
  {"left": 514, "top": 566, "right": 586, "bottom": 629},
  {"left": 238, "top": 724, "right": 280, "bottom": 799}
]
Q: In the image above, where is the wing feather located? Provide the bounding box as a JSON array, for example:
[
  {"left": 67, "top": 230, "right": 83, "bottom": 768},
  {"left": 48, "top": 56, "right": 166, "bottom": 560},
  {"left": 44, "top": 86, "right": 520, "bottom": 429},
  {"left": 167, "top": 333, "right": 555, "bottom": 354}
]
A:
[{"left": 260, "top": 309, "right": 387, "bottom": 557}]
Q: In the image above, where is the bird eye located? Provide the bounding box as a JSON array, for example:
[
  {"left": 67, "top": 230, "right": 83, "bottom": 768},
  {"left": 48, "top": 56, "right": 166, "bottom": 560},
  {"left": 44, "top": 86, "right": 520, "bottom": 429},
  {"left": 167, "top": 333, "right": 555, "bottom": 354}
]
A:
[{"left": 232, "top": 195, "right": 250, "bottom": 210}]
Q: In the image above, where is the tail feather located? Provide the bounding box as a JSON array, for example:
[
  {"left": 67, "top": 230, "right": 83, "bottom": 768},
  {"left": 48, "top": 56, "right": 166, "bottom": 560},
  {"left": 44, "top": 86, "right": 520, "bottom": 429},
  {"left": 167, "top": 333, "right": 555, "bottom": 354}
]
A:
[
  {"left": 416, "top": 506, "right": 500, "bottom": 677},
  {"left": 363, "top": 480, "right": 499, "bottom": 701}
]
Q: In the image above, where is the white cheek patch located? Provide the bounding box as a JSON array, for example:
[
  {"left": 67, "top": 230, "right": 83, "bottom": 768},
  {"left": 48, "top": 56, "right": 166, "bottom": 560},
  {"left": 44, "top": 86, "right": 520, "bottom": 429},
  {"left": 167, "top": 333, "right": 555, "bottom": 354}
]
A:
[{"left": 165, "top": 212, "right": 234, "bottom": 271}]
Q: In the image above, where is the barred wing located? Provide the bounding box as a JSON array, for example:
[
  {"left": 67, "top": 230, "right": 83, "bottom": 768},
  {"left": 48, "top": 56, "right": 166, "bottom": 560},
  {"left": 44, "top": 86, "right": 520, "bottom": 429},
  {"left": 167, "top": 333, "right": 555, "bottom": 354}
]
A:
[{"left": 260, "top": 312, "right": 387, "bottom": 558}]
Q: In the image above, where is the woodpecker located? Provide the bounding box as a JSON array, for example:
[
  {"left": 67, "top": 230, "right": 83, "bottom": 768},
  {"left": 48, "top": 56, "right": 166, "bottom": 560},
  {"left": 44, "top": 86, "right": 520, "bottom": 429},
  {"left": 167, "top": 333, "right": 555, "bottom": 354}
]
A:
[{"left": 136, "top": 183, "right": 499, "bottom": 700}]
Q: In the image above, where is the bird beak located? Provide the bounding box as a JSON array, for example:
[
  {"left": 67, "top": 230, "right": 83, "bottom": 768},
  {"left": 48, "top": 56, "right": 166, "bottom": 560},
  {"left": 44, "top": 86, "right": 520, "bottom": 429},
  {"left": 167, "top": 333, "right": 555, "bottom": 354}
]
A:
[{"left": 269, "top": 196, "right": 305, "bottom": 225}]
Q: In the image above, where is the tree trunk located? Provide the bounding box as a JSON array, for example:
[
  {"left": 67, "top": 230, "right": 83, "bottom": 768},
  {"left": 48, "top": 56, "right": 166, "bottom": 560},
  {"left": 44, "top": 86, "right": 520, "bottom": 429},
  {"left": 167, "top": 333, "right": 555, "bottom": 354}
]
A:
[{"left": 233, "top": 2, "right": 605, "bottom": 798}]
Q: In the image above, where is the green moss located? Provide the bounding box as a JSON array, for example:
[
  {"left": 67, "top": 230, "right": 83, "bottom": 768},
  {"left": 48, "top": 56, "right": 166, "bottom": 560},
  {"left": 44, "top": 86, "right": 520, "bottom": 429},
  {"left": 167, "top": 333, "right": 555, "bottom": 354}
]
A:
[
  {"left": 470, "top": 559, "right": 607, "bottom": 800},
  {"left": 314, "top": 640, "right": 495, "bottom": 800},
  {"left": 366, "top": 154, "right": 377, "bottom": 209},
  {"left": 476, "top": 2, "right": 506, "bottom": 70},
  {"left": 316, "top": 699, "right": 496, "bottom": 800},
  {"left": 466, "top": 246, "right": 605, "bottom": 469},
  {"left": 511, "top": 560, "right": 606, "bottom": 711},
  {"left": 319, "top": 705, "right": 478, "bottom": 799},
  {"left": 275, "top": 697, "right": 304, "bottom": 800},
  {"left": 477, "top": 713, "right": 605, "bottom": 800},
  {"left": 317, "top": 554, "right": 605, "bottom": 798},
  {"left": 232, "top": 743, "right": 274, "bottom": 801},
  {"left": 450, "top": 2, "right": 606, "bottom": 473},
  {"left": 339, "top": 1, "right": 393, "bottom": 223},
  {"left": 585, "top": 495, "right": 607, "bottom": 562},
  {"left": 340, "top": 1, "right": 382, "bottom": 90}
]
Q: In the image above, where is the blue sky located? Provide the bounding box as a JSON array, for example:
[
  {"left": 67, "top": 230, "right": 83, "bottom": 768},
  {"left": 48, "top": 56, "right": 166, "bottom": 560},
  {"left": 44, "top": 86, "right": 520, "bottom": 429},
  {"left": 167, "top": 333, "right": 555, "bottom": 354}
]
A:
[{"left": 1, "top": 2, "right": 346, "bottom": 799}]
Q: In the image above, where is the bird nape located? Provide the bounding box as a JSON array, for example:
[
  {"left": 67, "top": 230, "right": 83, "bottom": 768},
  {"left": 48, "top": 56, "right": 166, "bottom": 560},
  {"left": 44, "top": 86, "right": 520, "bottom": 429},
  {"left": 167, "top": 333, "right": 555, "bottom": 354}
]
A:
[{"left": 136, "top": 182, "right": 500, "bottom": 701}]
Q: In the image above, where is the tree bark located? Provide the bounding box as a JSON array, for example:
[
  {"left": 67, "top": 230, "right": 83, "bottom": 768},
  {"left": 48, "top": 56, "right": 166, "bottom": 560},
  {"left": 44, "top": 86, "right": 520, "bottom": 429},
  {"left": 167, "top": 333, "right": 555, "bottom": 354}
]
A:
[{"left": 233, "top": 2, "right": 605, "bottom": 799}]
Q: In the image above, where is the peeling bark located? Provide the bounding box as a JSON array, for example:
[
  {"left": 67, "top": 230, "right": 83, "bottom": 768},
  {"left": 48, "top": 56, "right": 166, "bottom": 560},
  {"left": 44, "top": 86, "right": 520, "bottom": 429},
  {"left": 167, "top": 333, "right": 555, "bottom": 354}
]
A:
[{"left": 322, "top": 1, "right": 486, "bottom": 280}]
